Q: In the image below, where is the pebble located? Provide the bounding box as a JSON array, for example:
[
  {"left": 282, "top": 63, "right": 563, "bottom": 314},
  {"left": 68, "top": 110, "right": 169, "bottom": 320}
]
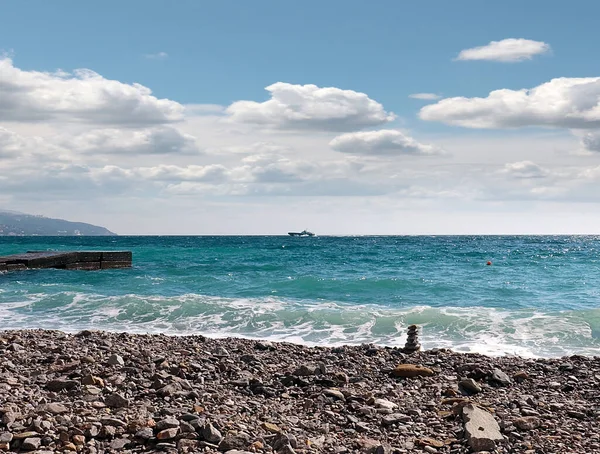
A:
[
  {"left": 202, "top": 423, "right": 223, "bottom": 444},
  {"left": 21, "top": 437, "right": 41, "bottom": 450},
  {"left": 392, "top": 364, "right": 434, "bottom": 378},
  {"left": 157, "top": 428, "right": 179, "bottom": 440},
  {"left": 459, "top": 378, "right": 482, "bottom": 394},
  {"left": 107, "top": 354, "right": 125, "bottom": 366}
]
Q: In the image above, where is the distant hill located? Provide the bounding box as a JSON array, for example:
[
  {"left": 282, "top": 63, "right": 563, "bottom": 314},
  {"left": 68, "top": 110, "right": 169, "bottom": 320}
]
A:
[{"left": 0, "top": 210, "right": 116, "bottom": 236}]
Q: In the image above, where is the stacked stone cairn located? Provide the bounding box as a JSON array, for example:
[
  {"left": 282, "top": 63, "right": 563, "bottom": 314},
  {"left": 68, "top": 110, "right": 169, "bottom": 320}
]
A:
[{"left": 403, "top": 324, "right": 421, "bottom": 353}]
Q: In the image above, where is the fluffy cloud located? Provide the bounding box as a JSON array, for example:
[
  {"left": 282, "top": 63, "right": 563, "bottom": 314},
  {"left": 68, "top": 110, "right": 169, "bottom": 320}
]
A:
[
  {"left": 232, "top": 154, "right": 317, "bottom": 183},
  {"left": 581, "top": 132, "right": 600, "bottom": 152},
  {"left": 409, "top": 93, "right": 441, "bottom": 100},
  {"left": 0, "top": 127, "right": 30, "bottom": 157},
  {"left": 0, "top": 57, "right": 183, "bottom": 126},
  {"left": 419, "top": 77, "right": 600, "bottom": 129},
  {"left": 136, "top": 164, "right": 228, "bottom": 182},
  {"left": 62, "top": 127, "right": 201, "bottom": 155},
  {"left": 226, "top": 82, "right": 395, "bottom": 131},
  {"left": 501, "top": 161, "right": 549, "bottom": 179},
  {"left": 456, "top": 38, "right": 551, "bottom": 62},
  {"left": 329, "top": 130, "right": 443, "bottom": 156}
]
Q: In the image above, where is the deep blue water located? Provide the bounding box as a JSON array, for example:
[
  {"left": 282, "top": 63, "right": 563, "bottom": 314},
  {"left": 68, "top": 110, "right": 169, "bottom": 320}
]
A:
[{"left": 1, "top": 236, "right": 599, "bottom": 357}]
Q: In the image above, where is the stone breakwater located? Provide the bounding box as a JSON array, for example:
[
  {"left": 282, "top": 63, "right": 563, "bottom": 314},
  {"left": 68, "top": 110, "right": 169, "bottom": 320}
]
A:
[{"left": 0, "top": 331, "right": 598, "bottom": 453}]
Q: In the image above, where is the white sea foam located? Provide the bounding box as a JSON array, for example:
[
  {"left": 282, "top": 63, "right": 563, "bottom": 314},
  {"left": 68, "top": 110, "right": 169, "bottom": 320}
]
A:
[{"left": 0, "top": 291, "right": 598, "bottom": 358}]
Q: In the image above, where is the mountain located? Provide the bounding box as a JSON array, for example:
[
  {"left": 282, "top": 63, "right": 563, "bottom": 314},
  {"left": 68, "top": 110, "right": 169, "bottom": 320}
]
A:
[{"left": 0, "top": 210, "right": 116, "bottom": 236}]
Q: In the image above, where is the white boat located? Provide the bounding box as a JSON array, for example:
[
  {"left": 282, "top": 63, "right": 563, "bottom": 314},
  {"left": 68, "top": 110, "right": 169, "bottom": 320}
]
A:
[{"left": 288, "top": 230, "right": 315, "bottom": 237}]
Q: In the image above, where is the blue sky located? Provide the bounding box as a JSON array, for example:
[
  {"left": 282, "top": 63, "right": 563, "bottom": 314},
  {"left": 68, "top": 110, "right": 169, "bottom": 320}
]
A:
[
  {"left": 5, "top": 0, "right": 598, "bottom": 121},
  {"left": 2, "top": 0, "right": 600, "bottom": 234}
]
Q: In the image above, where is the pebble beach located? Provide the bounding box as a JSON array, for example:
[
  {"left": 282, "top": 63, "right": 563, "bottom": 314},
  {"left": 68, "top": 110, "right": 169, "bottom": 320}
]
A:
[{"left": 0, "top": 330, "right": 598, "bottom": 453}]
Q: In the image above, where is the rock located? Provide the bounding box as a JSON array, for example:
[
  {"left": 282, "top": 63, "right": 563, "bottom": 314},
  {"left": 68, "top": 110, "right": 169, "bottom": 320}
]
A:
[
  {"left": 293, "top": 365, "right": 316, "bottom": 376},
  {"left": 72, "top": 434, "right": 86, "bottom": 445},
  {"left": 277, "top": 444, "right": 296, "bottom": 454},
  {"left": 107, "top": 354, "right": 125, "bottom": 366},
  {"left": 219, "top": 431, "right": 251, "bottom": 451},
  {"left": 81, "top": 375, "right": 104, "bottom": 387},
  {"left": 459, "top": 378, "right": 482, "bottom": 394},
  {"left": 104, "top": 393, "right": 130, "bottom": 408},
  {"left": 36, "top": 402, "right": 68, "bottom": 414},
  {"left": 178, "top": 439, "right": 199, "bottom": 451},
  {"left": 489, "top": 368, "right": 511, "bottom": 386},
  {"left": 255, "top": 341, "right": 274, "bottom": 350},
  {"left": 157, "top": 428, "right": 179, "bottom": 440},
  {"left": 1, "top": 410, "right": 16, "bottom": 425},
  {"left": 156, "top": 417, "right": 180, "bottom": 431},
  {"left": 381, "top": 413, "right": 411, "bottom": 426},
  {"left": 371, "top": 398, "right": 398, "bottom": 410},
  {"left": 0, "top": 433, "right": 13, "bottom": 443},
  {"left": 100, "top": 417, "right": 127, "bottom": 427},
  {"left": 462, "top": 404, "right": 503, "bottom": 452},
  {"left": 417, "top": 438, "right": 444, "bottom": 448},
  {"left": 101, "top": 425, "right": 117, "bottom": 439},
  {"left": 202, "top": 423, "right": 223, "bottom": 444},
  {"left": 110, "top": 438, "right": 130, "bottom": 449},
  {"left": 135, "top": 428, "right": 154, "bottom": 440},
  {"left": 567, "top": 410, "right": 586, "bottom": 419},
  {"left": 213, "top": 346, "right": 230, "bottom": 357},
  {"left": 85, "top": 425, "right": 100, "bottom": 438},
  {"left": 261, "top": 422, "right": 281, "bottom": 433},
  {"left": 22, "top": 437, "right": 41, "bottom": 450},
  {"left": 323, "top": 388, "right": 345, "bottom": 401},
  {"left": 514, "top": 416, "right": 541, "bottom": 431},
  {"left": 13, "top": 432, "right": 40, "bottom": 440},
  {"left": 180, "top": 421, "right": 196, "bottom": 433},
  {"left": 46, "top": 379, "right": 79, "bottom": 392},
  {"left": 63, "top": 442, "right": 77, "bottom": 451},
  {"left": 392, "top": 364, "right": 434, "bottom": 378},
  {"left": 514, "top": 370, "right": 529, "bottom": 381}
]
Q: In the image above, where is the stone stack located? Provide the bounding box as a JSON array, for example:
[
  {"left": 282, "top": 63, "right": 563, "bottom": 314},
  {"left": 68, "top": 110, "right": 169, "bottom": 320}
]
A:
[{"left": 403, "top": 324, "right": 421, "bottom": 353}]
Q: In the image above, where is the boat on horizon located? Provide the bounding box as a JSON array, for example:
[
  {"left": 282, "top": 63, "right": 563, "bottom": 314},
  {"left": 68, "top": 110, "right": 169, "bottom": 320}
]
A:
[{"left": 288, "top": 230, "right": 315, "bottom": 237}]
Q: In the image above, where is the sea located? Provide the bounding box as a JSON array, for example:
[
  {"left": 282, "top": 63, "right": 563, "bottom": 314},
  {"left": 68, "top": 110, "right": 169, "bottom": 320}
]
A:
[{"left": 1, "top": 235, "right": 599, "bottom": 358}]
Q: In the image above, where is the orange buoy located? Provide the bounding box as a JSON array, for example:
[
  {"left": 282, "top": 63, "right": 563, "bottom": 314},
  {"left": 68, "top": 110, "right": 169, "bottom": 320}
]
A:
[{"left": 486, "top": 261, "right": 492, "bottom": 266}]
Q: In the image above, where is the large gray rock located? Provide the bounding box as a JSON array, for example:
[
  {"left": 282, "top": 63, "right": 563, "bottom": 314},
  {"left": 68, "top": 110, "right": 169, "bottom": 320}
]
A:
[
  {"left": 104, "top": 393, "right": 130, "bottom": 408},
  {"left": 462, "top": 404, "right": 503, "bottom": 452},
  {"left": 490, "top": 368, "right": 512, "bottom": 386},
  {"left": 202, "top": 423, "right": 223, "bottom": 444},
  {"left": 36, "top": 403, "right": 68, "bottom": 414},
  {"left": 22, "top": 437, "right": 41, "bottom": 450}
]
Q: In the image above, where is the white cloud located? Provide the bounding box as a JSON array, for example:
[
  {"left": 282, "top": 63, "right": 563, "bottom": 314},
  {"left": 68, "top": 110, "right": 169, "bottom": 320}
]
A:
[
  {"left": 185, "top": 104, "right": 225, "bottom": 115},
  {"left": 456, "top": 38, "right": 551, "bottom": 62},
  {"left": 409, "top": 93, "right": 441, "bottom": 100},
  {"left": 329, "top": 130, "right": 444, "bottom": 156},
  {"left": 211, "top": 141, "right": 292, "bottom": 155},
  {"left": 0, "top": 127, "right": 30, "bottom": 157},
  {"left": 136, "top": 164, "right": 228, "bottom": 182},
  {"left": 420, "top": 77, "right": 600, "bottom": 129},
  {"left": 145, "top": 52, "right": 168, "bottom": 60},
  {"left": 62, "top": 127, "right": 201, "bottom": 155},
  {"left": 226, "top": 82, "right": 395, "bottom": 131},
  {"left": 501, "top": 161, "right": 549, "bottom": 179},
  {"left": 0, "top": 57, "right": 183, "bottom": 126}
]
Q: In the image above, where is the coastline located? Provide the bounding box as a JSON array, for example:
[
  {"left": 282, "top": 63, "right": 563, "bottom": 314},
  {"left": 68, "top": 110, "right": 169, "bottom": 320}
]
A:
[{"left": 0, "top": 330, "right": 598, "bottom": 453}]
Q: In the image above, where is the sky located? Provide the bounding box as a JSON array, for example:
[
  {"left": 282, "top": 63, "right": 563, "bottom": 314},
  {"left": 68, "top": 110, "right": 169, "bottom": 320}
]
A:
[{"left": 2, "top": 0, "right": 600, "bottom": 235}]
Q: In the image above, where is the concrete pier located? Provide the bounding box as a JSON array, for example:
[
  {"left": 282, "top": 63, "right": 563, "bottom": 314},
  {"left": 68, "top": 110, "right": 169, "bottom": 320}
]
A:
[{"left": 0, "top": 251, "right": 132, "bottom": 271}]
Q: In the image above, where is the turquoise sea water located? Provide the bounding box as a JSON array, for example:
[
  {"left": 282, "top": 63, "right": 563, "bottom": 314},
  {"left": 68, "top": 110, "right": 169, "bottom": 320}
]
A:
[{"left": 1, "top": 236, "right": 599, "bottom": 358}]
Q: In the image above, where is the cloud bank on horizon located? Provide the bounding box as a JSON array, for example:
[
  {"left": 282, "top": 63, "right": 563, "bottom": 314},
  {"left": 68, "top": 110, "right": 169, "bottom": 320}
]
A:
[{"left": 1, "top": 24, "right": 600, "bottom": 234}]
